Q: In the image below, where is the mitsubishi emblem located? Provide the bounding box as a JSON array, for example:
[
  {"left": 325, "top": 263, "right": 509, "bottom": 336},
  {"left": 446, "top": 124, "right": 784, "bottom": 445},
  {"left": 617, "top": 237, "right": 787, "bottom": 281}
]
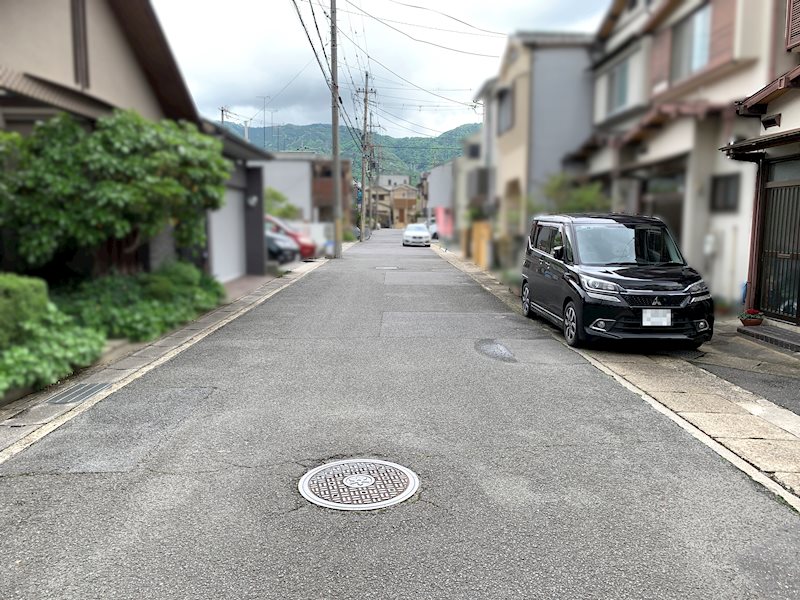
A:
[{"left": 652, "top": 297, "right": 662, "bottom": 306}]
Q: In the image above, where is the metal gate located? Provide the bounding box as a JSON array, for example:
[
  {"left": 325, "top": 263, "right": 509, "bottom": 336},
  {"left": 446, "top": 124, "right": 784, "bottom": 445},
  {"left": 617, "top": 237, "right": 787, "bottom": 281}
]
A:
[{"left": 759, "top": 183, "right": 800, "bottom": 324}]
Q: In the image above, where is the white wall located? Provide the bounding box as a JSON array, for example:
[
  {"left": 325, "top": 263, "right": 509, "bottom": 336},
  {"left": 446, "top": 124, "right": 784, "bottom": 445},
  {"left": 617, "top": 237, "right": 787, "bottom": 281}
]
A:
[
  {"left": 258, "top": 160, "right": 312, "bottom": 220},
  {"left": 427, "top": 162, "right": 454, "bottom": 210}
]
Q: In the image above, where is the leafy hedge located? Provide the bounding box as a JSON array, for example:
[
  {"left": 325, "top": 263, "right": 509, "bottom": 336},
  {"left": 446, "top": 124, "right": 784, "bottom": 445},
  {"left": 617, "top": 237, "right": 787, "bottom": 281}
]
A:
[
  {"left": 0, "top": 273, "right": 49, "bottom": 349},
  {"left": 54, "top": 262, "right": 225, "bottom": 342},
  {"left": 0, "top": 274, "right": 104, "bottom": 396}
]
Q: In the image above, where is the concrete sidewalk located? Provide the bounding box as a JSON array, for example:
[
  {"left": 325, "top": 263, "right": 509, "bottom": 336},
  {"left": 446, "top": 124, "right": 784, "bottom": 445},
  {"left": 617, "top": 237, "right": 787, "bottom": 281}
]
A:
[
  {"left": 0, "top": 259, "right": 329, "bottom": 462},
  {"left": 433, "top": 243, "right": 800, "bottom": 503}
]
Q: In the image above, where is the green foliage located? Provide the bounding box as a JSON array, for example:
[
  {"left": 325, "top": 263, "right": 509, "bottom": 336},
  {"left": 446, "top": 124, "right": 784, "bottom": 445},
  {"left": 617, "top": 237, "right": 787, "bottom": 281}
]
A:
[
  {"left": 220, "top": 122, "right": 481, "bottom": 182},
  {"left": 0, "top": 273, "right": 49, "bottom": 350},
  {"left": 343, "top": 230, "right": 357, "bottom": 242},
  {"left": 0, "top": 110, "right": 232, "bottom": 267},
  {"left": 539, "top": 173, "right": 611, "bottom": 214},
  {"left": 263, "top": 187, "right": 300, "bottom": 219},
  {"left": 54, "top": 262, "right": 225, "bottom": 342},
  {"left": 0, "top": 303, "right": 105, "bottom": 396}
]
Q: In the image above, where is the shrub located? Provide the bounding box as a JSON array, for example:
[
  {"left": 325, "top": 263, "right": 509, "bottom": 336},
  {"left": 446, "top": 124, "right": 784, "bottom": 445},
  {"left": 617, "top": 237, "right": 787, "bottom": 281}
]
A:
[
  {"left": 343, "top": 230, "right": 357, "bottom": 242},
  {"left": 0, "top": 303, "right": 105, "bottom": 396},
  {"left": 54, "top": 261, "right": 225, "bottom": 342},
  {"left": 0, "top": 273, "right": 49, "bottom": 350}
]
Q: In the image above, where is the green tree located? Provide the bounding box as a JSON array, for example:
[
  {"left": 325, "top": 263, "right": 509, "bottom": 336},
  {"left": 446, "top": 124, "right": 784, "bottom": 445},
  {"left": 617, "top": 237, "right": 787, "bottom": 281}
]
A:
[
  {"left": 539, "top": 173, "right": 611, "bottom": 214},
  {"left": 263, "top": 187, "right": 300, "bottom": 219},
  {"left": 0, "top": 110, "right": 231, "bottom": 267}
]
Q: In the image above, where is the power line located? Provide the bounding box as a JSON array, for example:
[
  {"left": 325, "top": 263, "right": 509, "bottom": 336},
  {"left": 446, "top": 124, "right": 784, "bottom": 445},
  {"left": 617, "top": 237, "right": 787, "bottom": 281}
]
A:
[
  {"left": 290, "top": 0, "right": 332, "bottom": 89},
  {"left": 385, "top": 0, "right": 506, "bottom": 36},
  {"left": 371, "top": 105, "right": 444, "bottom": 134},
  {"left": 343, "top": 0, "right": 499, "bottom": 58},
  {"left": 300, "top": 0, "right": 504, "bottom": 37},
  {"left": 371, "top": 109, "right": 437, "bottom": 137},
  {"left": 335, "top": 26, "right": 479, "bottom": 108},
  {"left": 308, "top": 0, "right": 332, "bottom": 78}
]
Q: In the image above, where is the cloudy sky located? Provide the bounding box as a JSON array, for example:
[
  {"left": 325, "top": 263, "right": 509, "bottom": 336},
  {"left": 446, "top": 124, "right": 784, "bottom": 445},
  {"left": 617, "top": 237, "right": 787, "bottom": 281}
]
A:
[{"left": 152, "top": 0, "right": 607, "bottom": 139}]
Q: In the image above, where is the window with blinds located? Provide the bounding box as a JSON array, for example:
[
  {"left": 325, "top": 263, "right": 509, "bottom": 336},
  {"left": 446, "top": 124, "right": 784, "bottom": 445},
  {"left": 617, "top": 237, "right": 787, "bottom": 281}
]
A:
[{"left": 787, "top": 0, "right": 800, "bottom": 50}]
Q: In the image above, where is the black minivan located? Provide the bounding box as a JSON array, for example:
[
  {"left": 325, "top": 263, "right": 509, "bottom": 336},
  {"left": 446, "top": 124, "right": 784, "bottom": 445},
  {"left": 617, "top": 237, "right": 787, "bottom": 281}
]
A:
[{"left": 521, "top": 214, "right": 714, "bottom": 347}]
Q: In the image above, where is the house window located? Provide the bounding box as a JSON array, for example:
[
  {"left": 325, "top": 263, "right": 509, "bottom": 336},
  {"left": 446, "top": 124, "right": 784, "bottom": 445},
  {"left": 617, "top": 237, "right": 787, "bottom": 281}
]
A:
[
  {"left": 467, "top": 144, "right": 480, "bottom": 159},
  {"left": 607, "top": 58, "right": 629, "bottom": 115},
  {"left": 71, "top": 0, "right": 89, "bottom": 89},
  {"left": 497, "top": 87, "right": 514, "bottom": 135},
  {"left": 787, "top": 0, "right": 800, "bottom": 50},
  {"left": 711, "top": 174, "right": 740, "bottom": 212},
  {"left": 670, "top": 3, "right": 711, "bottom": 83}
]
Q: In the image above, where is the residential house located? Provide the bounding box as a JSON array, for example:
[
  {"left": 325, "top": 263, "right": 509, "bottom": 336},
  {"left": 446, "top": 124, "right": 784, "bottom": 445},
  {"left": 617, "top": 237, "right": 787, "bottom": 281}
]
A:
[
  {"left": 390, "top": 184, "right": 420, "bottom": 228},
  {"left": 428, "top": 161, "right": 454, "bottom": 239},
  {"left": 721, "top": 0, "right": 800, "bottom": 327},
  {"left": 254, "top": 151, "right": 317, "bottom": 220},
  {"left": 471, "top": 77, "right": 498, "bottom": 218},
  {"left": 378, "top": 174, "right": 409, "bottom": 189},
  {"left": 366, "top": 185, "right": 392, "bottom": 228},
  {"left": 453, "top": 132, "right": 483, "bottom": 243},
  {"left": 0, "top": 0, "right": 269, "bottom": 283},
  {"left": 311, "top": 157, "right": 353, "bottom": 225},
  {"left": 491, "top": 31, "right": 594, "bottom": 256},
  {"left": 568, "top": 0, "right": 780, "bottom": 304}
]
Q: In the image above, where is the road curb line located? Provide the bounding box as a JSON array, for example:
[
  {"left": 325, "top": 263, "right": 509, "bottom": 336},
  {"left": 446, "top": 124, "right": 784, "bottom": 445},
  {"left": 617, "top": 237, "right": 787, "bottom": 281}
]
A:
[
  {"left": 575, "top": 348, "right": 800, "bottom": 513},
  {"left": 432, "top": 244, "right": 800, "bottom": 513},
  {"left": 0, "top": 259, "right": 329, "bottom": 466}
]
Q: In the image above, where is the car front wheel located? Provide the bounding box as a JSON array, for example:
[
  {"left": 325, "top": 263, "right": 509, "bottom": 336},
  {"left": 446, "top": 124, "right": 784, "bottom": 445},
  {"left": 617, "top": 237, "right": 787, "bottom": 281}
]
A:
[{"left": 563, "top": 301, "right": 583, "bottom": 347}]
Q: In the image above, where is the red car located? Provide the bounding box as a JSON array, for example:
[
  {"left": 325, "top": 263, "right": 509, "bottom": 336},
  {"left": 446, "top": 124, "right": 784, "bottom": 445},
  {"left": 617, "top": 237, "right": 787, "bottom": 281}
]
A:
[{"left": 264, "top": 215, "right": 316, "bottom": 260}]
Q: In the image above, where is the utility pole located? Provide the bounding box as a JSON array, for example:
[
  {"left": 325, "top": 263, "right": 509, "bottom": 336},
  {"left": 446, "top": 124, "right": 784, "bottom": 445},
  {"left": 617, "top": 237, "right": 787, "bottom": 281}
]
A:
[
  {"left": 257, "top": 95, "right": 270, "bottom": 149},
  {"left": 331, "top": 0, "right": 342, "bottom": 258},
  {"left": 220, "top": 107, "right": 225, "bottom": 124},
  {"left": 359, "top": 71, "right": 369, "bottom": 242}
]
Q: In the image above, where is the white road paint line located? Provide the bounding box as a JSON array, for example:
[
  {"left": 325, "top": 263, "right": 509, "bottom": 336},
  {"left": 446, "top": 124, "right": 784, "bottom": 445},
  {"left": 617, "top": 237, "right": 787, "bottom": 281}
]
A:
[
  {"left": 432, "top": 244, "right": 800, "bottom": 513},
  {"left": 575, "top": 348, "right": 800, "bottom": 513},
  {"left": 0, "top": 259, "right": 329, "bottom": 466}
]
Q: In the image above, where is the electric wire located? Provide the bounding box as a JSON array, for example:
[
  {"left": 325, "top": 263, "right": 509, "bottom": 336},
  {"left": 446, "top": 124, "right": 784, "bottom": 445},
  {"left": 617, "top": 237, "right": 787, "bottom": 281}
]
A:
[{"left": 343, "top": 0, "right": 499, "bottom": 58}]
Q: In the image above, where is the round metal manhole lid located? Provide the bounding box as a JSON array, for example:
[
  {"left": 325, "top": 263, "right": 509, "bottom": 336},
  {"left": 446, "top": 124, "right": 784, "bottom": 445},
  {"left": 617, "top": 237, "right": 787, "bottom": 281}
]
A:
[{"left": 298, "top": 459, "right": 420, "bottom": 511}]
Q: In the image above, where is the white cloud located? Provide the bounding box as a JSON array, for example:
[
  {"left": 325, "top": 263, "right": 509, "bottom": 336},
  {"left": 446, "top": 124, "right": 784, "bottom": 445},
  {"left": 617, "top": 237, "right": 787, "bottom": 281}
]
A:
[{"left": 152, "top": 0, "right": 606, "bottom": 138}]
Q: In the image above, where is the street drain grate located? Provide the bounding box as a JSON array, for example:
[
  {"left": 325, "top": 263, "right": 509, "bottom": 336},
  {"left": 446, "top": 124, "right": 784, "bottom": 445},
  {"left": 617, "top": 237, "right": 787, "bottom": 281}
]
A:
[
  {"left": 298, "top": 458, "right": 419, "bottom": 511},
  {"left": 47, "top": 383, "right": 110, "bottom": 405}
]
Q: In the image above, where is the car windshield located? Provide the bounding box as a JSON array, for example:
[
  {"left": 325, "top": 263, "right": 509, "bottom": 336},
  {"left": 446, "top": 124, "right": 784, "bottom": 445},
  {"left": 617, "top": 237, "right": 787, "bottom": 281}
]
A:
[
  {"left": 406, "top": 224, "right": 428, "bottom": 232},
  {"left": 574, "top": 223, "right": 684, "bottom": 266}
]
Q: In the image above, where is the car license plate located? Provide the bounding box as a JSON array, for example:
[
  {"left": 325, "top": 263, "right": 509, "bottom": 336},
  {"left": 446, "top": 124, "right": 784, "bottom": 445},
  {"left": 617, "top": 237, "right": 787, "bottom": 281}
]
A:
[{"left": 642, "top": 308, "right": 672, "bottom": 326}]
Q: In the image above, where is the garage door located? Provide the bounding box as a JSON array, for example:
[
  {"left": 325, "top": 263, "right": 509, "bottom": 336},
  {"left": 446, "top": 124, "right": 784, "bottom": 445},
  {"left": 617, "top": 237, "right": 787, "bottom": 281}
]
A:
[{"left": 208, "top": 188, "right": 247, "bottom": 283}]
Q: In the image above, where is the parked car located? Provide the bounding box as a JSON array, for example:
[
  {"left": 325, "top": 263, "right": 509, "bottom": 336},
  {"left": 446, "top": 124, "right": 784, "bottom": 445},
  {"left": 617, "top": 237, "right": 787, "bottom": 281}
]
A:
[
  {"left": 265, "top": 228, "right": 300, "bottom": 264},
  {"left": 265, "top": 215, "right": 316, "bottom": 259},
  {"left": 428, "top": 220, "right": 438, "bottom": 239},
  {"left": 402, "top": 223, "right": 431, "bottom": 247},
  {"left": 520, "top": 214, "right": 714, "bottom": 348}
]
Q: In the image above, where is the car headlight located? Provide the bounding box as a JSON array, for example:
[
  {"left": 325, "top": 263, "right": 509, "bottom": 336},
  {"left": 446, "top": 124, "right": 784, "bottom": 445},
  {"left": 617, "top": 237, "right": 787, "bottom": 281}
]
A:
[
  {"left": 579, "top": 274, "right": 623, "bottom": 293},
  {"left": 685, "top": 279, "right": 709, "bottom": 294}
]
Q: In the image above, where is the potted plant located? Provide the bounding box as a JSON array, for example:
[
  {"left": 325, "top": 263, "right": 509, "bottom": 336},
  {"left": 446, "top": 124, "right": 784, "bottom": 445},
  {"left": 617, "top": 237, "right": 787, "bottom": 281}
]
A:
[{"left": 738, "top": 308, "right": 765, "bottom": 326}]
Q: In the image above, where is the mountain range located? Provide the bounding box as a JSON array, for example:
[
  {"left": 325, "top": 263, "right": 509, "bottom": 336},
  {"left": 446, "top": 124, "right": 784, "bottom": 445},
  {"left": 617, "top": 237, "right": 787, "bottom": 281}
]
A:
[{"left": 219, "top": 121, "right": 480, "bottom": 182}]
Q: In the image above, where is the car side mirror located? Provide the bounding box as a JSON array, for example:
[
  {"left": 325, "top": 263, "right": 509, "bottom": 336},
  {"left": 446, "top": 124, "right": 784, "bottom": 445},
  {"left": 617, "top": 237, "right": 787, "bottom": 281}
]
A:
[{"left": 552, "top": 246, "right": 564, "bottom": 261}]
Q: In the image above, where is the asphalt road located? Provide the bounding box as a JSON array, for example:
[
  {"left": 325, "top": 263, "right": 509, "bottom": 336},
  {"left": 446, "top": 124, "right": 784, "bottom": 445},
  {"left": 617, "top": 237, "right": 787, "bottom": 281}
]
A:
[{"left": 2, "top": 229, "right": 799, "bottom": 599}]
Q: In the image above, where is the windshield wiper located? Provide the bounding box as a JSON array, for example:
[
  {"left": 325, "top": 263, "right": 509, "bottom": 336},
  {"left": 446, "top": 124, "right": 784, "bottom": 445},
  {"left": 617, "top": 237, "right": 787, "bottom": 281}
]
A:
[
  {"left": 604, "top": 261, "right": 638, "bottom": 266},
  {"left": 655, "top": 261, "right": 685, "bottom": 266}
]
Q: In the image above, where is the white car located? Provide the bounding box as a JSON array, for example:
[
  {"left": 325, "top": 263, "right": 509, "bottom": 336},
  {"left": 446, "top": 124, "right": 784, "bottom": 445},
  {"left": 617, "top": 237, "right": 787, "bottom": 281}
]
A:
[{"left": 402, "top": 223, "right": 431, "bottom": 247}]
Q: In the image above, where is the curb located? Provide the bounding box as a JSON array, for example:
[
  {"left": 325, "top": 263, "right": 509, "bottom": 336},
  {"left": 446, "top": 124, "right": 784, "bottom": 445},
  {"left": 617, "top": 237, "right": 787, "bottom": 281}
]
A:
[
  {"left": 0, "top": 258, "right": 329, "bottom": 465},
  {"left": 431, "top": 245, "right": 800, "bottom": 513}
]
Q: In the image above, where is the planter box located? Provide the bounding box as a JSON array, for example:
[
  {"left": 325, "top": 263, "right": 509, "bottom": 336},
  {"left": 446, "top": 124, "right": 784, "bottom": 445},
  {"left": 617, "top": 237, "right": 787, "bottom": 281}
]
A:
[{"left": 739, "top": 318, "right": 763, "bottom": 327}]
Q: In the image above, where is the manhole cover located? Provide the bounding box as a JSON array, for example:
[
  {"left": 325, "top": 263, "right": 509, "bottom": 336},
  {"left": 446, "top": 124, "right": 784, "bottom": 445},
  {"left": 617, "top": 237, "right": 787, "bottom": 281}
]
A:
[{"left": 298, "top": 459, "right": 419, "bottom": 511}]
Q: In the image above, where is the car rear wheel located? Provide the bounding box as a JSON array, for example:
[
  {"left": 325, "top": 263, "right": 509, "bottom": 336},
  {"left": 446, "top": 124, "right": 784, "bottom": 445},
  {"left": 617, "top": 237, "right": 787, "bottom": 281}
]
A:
[
  {"left": 563, "top": 301, "right": 583, "bottom": 347},
  {"left": 521, "top": 282, "right": 534, "bottom": 318}
]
